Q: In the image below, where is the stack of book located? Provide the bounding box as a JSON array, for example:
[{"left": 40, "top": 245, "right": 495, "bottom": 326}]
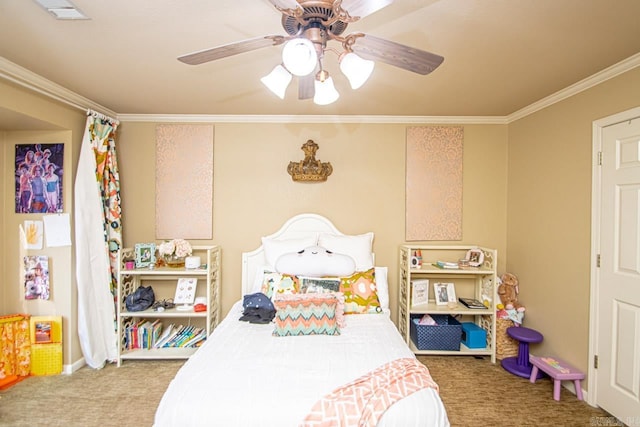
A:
[
  {"left": 154, "top": 324, "right": 207, "bottom": 348},
  {"left": 433, "top": 260, "right": 459, "bottom": 269},
  {"left": 125, "top": 319, "right": 162, "bottom": 350},
  {"left": 125, "top": 322, "right": 207, "bottom": 350}
]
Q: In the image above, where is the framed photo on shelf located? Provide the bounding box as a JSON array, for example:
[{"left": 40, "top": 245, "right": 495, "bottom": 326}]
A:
[
  {"left": 465, "top": 249, "right": 485, "bottom": 267},
  {"left": 411, "top": 279, "right": 429, "bottom": 306},
  {"left": 134, "top": 243, "right": 156, "bottom": 268},
  {"left": 434, "top": 282, "right": 456, "bottom": 306}
]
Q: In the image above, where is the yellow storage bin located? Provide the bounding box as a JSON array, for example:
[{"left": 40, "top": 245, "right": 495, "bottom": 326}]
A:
[{"left": 29, "top": 316, "right": 62, "bottom": 375}]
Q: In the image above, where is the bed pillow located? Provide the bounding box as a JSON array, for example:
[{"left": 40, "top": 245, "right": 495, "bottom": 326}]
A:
[
  {"left": 339, "top": 268, "right": 382, "bottom": 314},
  {"left": 374, "top": 266, "right": 389, "bottom": 310},
  {"left": 275, "top": 246, "right": 356, "bottom": 277},
  {"left": 260, "top": 271, "right": 300, "bottom": 298},
  {"left": 251, "top": 265, "right": 271, "bottom": 294},
  {"left": 299, "top": 276, "right": 341, "bottom": 294},
  {"left": 272, "top": 293, "right": 343, "bottom": 337},
  {"left": 317, "top": 232, "right": 374, "bottom": 271},
  {"left": 262, "top": 236, "right": 317, "bottom": 269}
]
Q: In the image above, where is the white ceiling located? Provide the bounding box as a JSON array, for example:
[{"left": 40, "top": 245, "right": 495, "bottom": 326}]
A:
[{"left": 1, "top": 0, "right": 639, "bottom": 123}]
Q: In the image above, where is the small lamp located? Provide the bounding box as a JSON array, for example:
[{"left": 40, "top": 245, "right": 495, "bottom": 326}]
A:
[
  {"left": 282, "top": 38, "right": 318, "bottom": 77},
  {"left": 313, "top": 70, "right": 339, "bottom": 105},
  {"left": 339, "top": 52, "right": 374, "bottom": 89},
  {"left": 261, "top": 65, "right": 292, "bottom": 99}
]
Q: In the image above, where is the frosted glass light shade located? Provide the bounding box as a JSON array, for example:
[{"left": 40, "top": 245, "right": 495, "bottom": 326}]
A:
[
  {"left": 261, "top": 65, "right": 292, "bottom": 99},
  {"left": 313, "top": 76, "right": 339, "bottom": 105},
  {"left": 339, "top": 52, "right": 374, "bottom": 89},
  {"left": 282, "top": 38, "right": 318, "bottom": 76}
]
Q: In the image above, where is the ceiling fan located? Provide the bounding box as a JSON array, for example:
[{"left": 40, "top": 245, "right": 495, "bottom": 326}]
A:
[{"left": 177, "top": 0, "right": 444, "bottom": 105}]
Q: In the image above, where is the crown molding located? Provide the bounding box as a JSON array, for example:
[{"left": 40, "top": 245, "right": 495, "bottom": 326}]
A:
[
  {"left": 115, "top": 113, "right": 508, "bottom": 124},
  {"left": 2, "top": 53, "right": 638, "bottom": 125},
  {"left": 0, "top": 56, "right": 117, "bottom": 118},
  {"left": 507, "top": 52, "right": 640, "bottom": 123}
]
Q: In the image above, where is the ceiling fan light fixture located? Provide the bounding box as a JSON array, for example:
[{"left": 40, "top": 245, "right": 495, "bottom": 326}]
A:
[
  {"left": 313, "top": 73, "right": 339, "bottom": 106},
  {"left": 339, "top": 52, "right": 374, "bottom": 89},
  {"left": 282, "top": 38, "right": 318, "bottom": 77},
  {"left": 261, "top": 65, "right": 292, "bottom": 99}
]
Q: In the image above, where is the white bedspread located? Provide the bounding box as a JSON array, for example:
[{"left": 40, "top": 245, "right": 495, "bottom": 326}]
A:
[{"left": 154, "top": 301, "right": 449, "bottom": 427}]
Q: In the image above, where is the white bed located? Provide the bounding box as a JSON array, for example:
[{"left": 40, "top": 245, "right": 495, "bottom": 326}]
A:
[{"left": 154, "top": 214, "right": 449, "bottom": 427}]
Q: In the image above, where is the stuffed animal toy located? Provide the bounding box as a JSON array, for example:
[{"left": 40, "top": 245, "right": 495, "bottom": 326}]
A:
[{"left": 498, "top": 272, "right": 525, "bottom": 312}]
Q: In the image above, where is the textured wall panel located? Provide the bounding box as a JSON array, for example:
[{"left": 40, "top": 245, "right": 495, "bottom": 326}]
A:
[
  {"left": 406, "top": 126, "right": 463, "bottom": 241},
  {"left": 156, "top": 124, "right": 214, "bottom": 239}
]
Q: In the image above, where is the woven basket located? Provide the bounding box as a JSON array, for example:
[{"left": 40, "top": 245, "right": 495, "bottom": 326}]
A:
[
  {"left": 495, "top": 318, "right": 518, "bottom": 360},
  {"left": 410, "top": 315, "right": 462, "bottom": 351}
]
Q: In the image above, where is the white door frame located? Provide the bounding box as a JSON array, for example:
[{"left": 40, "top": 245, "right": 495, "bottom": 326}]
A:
[{"left": 588, "top": 105, "right": 640, "bottom": 406}]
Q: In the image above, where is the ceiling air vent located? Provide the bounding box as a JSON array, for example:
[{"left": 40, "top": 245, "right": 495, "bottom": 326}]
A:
[{"left": 33, "top": 0, "right": 89, "bottom": 20}]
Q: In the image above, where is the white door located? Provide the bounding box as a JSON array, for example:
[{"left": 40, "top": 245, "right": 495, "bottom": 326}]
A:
[{"left": 597, "top": 115, "right": 640, "bottom": 423}]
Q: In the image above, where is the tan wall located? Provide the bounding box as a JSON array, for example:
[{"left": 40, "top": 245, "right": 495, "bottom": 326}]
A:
[
  {"left": 0, "top": 79, "right": 86, "bottom": 369},
  {"left": 4, "top": 64, "right": 636, "bottom": 381},
  {"left": 117, "top": 122, "right": 508, "bottom": 321},
  {"left": 0, "top": 131, "right": 5, "bottom": 295},
  {"left": 506, "top": 66, "right": 640, "bottom": 387},
  {"left": 0, "top": 77, "right": 508, "bottom": 370}
]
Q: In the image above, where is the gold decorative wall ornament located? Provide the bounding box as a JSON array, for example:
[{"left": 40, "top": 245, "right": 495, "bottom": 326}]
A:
[{"left": 288, "top": 140, "right": 333, "bottom": 182}]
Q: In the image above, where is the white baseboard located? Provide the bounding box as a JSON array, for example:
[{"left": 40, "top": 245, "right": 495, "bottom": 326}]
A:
[{"left": 62, "top": 358, "right": 86, "bottom": 374}]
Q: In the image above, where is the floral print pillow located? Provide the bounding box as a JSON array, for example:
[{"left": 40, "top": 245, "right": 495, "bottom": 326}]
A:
[{"left": 339, "top": 268, "right": 382, "bottom": 314}]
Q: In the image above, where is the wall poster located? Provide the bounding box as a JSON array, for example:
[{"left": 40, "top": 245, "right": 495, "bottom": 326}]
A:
[{"left": 15, "top": 143, "right": 64, "bottom": 214}]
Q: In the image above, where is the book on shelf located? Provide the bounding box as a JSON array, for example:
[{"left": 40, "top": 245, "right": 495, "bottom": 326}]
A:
[
  {"left": 174, "top": 326, "right": 197, "bottom": 347},
  {"left": 433, "top": 260, "right": 459, "bottom": 269},
  {"left": 163, "top": 325, "right": 187, "bottom": 347},
  {"left": 159, "top": 324, "right": 207, "bottom": 348},
  {"left": 126, "top": 322, "right": 208, "bottom": 350},
  {"left": 458, "top": 297, "right": 487, "bottom": 309},
  {"left": 125, "top": 319, "right": 164, "bottom": 350},
  {"left": 154, "top": 323, "right": 175, "bottom": 348},
  {"left": 180, "top": 328, "right": 206, "bottom": 348}
]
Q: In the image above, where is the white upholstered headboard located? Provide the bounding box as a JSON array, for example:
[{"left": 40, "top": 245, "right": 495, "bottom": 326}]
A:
[{"left": 241, "top": 213, "right": 343, "bottom": 296}]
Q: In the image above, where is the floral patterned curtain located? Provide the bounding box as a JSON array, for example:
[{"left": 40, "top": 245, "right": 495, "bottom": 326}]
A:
[{"left": 74, "top": 110, "right": 121, "bottom": 368}]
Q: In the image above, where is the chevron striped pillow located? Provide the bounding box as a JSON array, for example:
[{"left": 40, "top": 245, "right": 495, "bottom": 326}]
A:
[{"left": 272, "top": 293, "right": 343, "bottom": 337}]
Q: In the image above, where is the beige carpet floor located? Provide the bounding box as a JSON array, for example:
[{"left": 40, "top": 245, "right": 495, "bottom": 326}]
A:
[{"left": 0, "top": 355, "right": 618, "bottom": 427}]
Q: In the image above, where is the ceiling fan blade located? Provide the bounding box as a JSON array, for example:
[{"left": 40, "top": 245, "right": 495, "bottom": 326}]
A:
[
  {"left": 340, "top": 0, "right": 394, "bottom": 19},
  {"left": 267, "top": 0, "right": 303, "bottom": 13},
  {"left": 178, "top": 35, "right": 286, "bottom": 65},
  {"left": 351, "top": 34, "right": 444, "bottom": 75},
  {"left": 298, "top": 68, "right": 317, "bottom": 100}
]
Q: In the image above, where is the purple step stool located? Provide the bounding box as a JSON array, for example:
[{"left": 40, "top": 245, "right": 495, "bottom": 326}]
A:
[
  {"left": 529, "top": 355, "right": 585, "bottom": 401},
  {"left": 501, "top": 326, "right": 544, "bottom": 379}
]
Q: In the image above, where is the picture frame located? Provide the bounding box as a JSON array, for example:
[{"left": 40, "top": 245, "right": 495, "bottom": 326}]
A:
[
  {"left": 465, "top": 249, "right": 485, "bottom": 267},
  {"left": 411, "top": 279, "right": 429, "bottom": 306},
  {"left": 134, "top": 243, "right": 156, "bottom": 268},
  {"left": 434, "top": 282, "right": 456, "bottom": 306}
]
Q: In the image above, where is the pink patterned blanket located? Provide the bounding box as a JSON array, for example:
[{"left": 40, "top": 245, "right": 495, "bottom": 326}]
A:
[{"left": 301, "top": 357, "right": 439, "bottom": 427}]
